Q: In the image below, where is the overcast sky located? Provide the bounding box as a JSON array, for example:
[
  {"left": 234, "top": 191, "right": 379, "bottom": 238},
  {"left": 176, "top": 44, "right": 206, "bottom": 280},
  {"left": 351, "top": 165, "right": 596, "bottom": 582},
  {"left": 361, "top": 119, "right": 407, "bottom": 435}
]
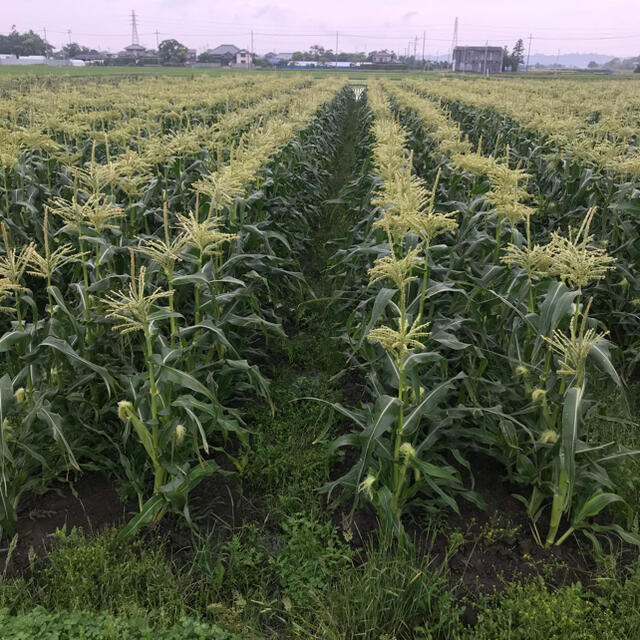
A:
[{"left": 4, "top": 0, "right": 640, "bottom": 57}]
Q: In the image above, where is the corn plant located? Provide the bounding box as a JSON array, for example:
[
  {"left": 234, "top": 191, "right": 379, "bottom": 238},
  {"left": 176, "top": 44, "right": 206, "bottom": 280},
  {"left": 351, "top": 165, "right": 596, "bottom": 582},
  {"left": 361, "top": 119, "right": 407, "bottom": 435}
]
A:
[{"left": 323, "top": 82, "right": 481, "bottom": 536}]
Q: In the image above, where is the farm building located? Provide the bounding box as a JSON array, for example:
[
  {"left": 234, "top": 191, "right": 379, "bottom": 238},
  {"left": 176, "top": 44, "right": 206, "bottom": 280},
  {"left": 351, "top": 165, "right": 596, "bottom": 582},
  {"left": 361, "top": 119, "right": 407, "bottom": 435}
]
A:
[
  {"left": 453, "top": 46, "right": 503, "bottom": 73},
  {"left": 369, "top": 50, "right": 396, "bottom": 64},
  {"left": 206, "top": 44, "right": 240, "bottom": 66}
]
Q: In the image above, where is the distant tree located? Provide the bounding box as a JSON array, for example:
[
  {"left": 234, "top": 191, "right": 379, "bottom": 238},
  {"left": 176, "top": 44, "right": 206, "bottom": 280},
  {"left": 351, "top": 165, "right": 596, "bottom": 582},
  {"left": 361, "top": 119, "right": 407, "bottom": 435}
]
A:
[
  {"left": 309, "top": 44, "right": 325, "bottom": 61},
  {"left": 61, "top": 42, "right": 98, "bottom": 59},
  {"left": 158, "top": 39, "right": 188, "bottom": 65},
  {"left": 252, "top": 55, "right": 271, "bottom": 68},
  {"left": 501, "top": 45, "right": 512, "bottom": 71},
  {"left": 511, "top": 38, "right": 525, "bottom": 71},
  {"left": 0, "top": 27, "right": 52, "bottom": 57},
  {"left": 635, "top": 63, "right": 640, "bottom": 73},
  {"left": 197, "top": 51, "right": 216, "bottom": 63},
  {"left": 291, "top": 51, "right": 305, "bottom": 61},
  {"left": 587, "top": 60, "right": 599, "bottom": 69}
]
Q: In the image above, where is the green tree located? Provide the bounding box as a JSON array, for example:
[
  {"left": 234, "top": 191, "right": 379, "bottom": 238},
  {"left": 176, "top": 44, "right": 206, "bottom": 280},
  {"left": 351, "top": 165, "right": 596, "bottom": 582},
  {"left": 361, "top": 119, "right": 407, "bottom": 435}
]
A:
[
  {"left": 197, "top": 51, "right": 216, "bottom": 63},
  {"left": 61, "top": 42, "right": 98, "bottom": 59},
  {"left": 158, "top": 39, "right": 188, "bottom": 65},
  {"left": 511, "top": 38, "right": 525, "bottom": 71},
  {"left": 502, "top": 45, "right": 512, "bottom": 71},
  {"left": 0, "top": 27, "right": 52, "bottom": 57},
  {"left": 309, "top": 44, "right": 326, "bottom": 61}
]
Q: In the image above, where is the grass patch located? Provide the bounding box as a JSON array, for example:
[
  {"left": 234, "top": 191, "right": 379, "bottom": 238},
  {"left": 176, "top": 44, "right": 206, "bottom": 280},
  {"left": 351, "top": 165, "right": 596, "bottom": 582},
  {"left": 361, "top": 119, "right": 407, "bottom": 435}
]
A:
[
  {"left": 462, "top": 561, "right": 640, "bottom": 640},
  {"left": 0, "top": 608, "right": 244, "bottom": 640},
  {"left": 0, "top": 528, "right": 189, "bottom": 627}
]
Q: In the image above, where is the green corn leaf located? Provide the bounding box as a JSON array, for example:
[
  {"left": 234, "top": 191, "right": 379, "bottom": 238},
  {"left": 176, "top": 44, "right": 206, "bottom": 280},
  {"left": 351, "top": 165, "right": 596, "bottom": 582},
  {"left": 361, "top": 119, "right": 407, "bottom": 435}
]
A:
[
  {"left": 0, "top": 331, "right": 29, "bottom": 353},
  {"left": 158, "top": 364, "right": 216, "bottom": 402},
  {"left": 589, "top": 338, "right": 622, "bottom": 387},
  {"left": 40, "top": 336, "right": 115, "bottom": 397},
  {"left": 360, "top": 287, "right": 396, "bottom": 346},
  {"left": 117, "top": 495, "right": 165, "bottom": 541},
  {"left": 561, "top": 385, "right": 583, "bottom": 493},
  {"left": 403, "top": 373, "right": 464, "bottom": 436},
  {"left": 36, "top": 407, "right": 79, "bottom": 470},
  {"left": 572, "top": 491, "right": 623, "bottom": 526}
]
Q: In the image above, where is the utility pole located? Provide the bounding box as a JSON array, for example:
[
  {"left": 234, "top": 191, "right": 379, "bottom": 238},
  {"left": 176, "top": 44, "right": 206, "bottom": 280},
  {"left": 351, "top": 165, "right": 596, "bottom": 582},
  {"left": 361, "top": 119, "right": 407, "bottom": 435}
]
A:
[
  {"left": 422, "top": 31, "right": 426, "bottom": 68},
  {"left": 335, "top": 31, "right": 338, "bottom": 67},
  {"left": 250, "top": 30, "right": 254, "bottom": 67},
  {"left": 526, "top": 33, "right": 532, "bottom": 71},
  {"left": 67, "top": 29, "right": 72, "bottom": 44},
  {"left": 449, "top": 17, "right": 458, "bottom": 65},
  {"left": 483, "top": 40, "right": 489, "bottom": 76},
  {"left": 155, "top": 29, "right": 159, "bottom": 48},
  {"left": 414, "top": 35, "right": 418, "bottom": 60}
]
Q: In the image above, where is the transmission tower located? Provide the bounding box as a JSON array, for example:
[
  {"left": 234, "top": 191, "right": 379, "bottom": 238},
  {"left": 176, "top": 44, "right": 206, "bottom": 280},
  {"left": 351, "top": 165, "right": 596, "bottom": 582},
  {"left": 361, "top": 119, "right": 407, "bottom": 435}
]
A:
[
  {"left": 449, "top": 17, "right": 458, "bottom": 64},
  {"left": 130, "top": 9, "right": 140, "bottom": 45}
]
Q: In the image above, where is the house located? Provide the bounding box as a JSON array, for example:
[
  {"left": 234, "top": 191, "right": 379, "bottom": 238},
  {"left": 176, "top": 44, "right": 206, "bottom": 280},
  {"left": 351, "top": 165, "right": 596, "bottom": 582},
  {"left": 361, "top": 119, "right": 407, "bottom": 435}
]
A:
[
  {"left": 121, "top": 43, "right": 147, "bottom": 59},
  {"left": 453, "top": 46, "right": 503, "bottom": 73},
  {"left": 277, "top": 52, "right": 293, "bottom": 62},
  {"left": 234, "top": 49, "right": 252, "bottom": 67},
  {"left": 187, "top": 49, "right": 197, "bottom": 63},
  {"left": 370, "top": 50, "right": 395, "bottom": 64},
  {"left": 207, "top": 44, "right": 240, "bottom": 66}
]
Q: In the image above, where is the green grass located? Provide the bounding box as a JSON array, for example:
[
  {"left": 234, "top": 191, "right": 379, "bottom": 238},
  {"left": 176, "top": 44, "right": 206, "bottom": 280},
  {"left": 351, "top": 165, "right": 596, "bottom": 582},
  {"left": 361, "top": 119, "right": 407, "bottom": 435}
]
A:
[
  {"left": 460, "top": 563, "right": 640, "bottom": 640},
  {"left": 0, "top": 528, "right": 190, "bottom": 627},
  {"left": 0, "top": 608, "right": 245, "bottom": 640}
]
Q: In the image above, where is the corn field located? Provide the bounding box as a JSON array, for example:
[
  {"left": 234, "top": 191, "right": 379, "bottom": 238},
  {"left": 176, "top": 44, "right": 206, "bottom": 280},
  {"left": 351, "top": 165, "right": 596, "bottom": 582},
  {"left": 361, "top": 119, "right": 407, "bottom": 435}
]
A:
[{"left": 1, "top": 70, "right": 639, "bottom": 638}]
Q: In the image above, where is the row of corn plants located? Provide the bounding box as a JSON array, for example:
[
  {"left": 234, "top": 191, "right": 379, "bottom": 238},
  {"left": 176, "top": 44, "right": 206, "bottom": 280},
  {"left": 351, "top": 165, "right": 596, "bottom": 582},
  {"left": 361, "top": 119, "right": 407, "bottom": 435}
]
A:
[
  {"left": 402, "top": 77, "right": 640, "bottom": 369},
  {"left": 385, "top": 80, "right": 640, "bottom": 548},
  {"left": 405, "top": 76, "right": 640, "bottom": 175},
  {"left": 0, "top": 74, "right": 311, "bottom": 232},
  {"left": 322, "top": 79, "right": 639, "bottom": 549},
  {"left": 0, "top": 76, "right": 346, "bottom": 541},
  {"left": 324, "top": 80, "right": 482, "bottom": 536}
]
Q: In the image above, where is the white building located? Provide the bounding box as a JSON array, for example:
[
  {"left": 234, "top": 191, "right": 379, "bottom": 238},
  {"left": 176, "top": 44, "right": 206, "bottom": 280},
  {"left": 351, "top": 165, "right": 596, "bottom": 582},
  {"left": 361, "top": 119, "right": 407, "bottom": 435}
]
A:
[{"left": 234, "top": 49, "right": 252, "bottom": 67}]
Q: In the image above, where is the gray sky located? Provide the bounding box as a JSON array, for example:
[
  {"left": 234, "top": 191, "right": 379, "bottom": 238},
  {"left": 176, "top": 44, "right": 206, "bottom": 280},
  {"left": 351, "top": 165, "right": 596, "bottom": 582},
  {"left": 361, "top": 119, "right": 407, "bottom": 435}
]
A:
[{"left": 5, "top": 0, "right": 640, "bottom": 57}]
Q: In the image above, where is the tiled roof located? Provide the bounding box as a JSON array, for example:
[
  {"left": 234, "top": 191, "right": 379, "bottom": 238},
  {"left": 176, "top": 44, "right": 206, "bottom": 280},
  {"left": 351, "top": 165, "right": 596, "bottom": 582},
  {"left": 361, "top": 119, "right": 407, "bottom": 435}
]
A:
[{"left": 208, "top": 44, "right": 240, "bottom": 55}]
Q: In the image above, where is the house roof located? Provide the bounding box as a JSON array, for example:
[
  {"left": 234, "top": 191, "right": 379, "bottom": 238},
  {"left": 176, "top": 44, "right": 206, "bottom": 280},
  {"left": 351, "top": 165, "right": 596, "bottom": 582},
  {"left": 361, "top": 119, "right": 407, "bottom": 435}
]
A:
[
  {"left": 453, "top": 45, "right": 503, "bottom": 53},
  {"left": 124, "top": 43, "right": 146, "bottom": 51},
  {"left": 236, "top": 49, "right": 250, "bottom": 55},
  {"left": 208, "top": 44, "right": 240, "bottom": 56}
]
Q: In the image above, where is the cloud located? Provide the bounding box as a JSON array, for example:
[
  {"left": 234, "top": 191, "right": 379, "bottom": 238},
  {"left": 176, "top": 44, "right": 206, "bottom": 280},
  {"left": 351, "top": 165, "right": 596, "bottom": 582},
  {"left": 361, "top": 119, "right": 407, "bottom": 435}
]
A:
[
  {"left": 251, "top": 4, "right": 295, "bottom": 24},
  {"left": 400, "top": 11, "right": 418, "bottom": 22}
]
